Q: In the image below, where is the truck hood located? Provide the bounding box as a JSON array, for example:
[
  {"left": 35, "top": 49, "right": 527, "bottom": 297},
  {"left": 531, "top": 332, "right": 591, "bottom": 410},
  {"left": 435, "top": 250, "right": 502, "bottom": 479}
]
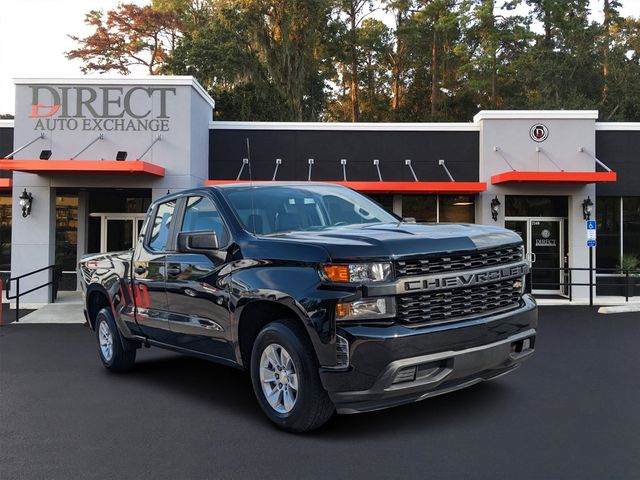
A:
[{"left": 269, "top": 223, "right": 521, "bottom": 261}]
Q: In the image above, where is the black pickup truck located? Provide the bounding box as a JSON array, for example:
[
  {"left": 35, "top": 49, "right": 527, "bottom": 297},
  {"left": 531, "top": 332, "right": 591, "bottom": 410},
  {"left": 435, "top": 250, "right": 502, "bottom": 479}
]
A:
[{"left": 79, "top": 182, "right": 537, "bottom": 432}]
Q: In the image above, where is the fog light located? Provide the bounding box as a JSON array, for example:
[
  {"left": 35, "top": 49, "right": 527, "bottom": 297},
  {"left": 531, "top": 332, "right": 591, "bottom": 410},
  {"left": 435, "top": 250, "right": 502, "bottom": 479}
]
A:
[
  {"left": 336, "top": 335, "right": 349, "bottom": 368},
  {"left": 393, "top": 366, "right": 417, "bottom": 384}
]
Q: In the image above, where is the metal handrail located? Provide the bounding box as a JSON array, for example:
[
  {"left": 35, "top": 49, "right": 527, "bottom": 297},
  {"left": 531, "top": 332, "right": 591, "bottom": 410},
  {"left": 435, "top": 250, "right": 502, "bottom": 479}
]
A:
[
  {"left": 529, "top": 265, "right": 640, "bottom": 305},
  {"left": 4, "top": 265, "right": 62, "bottom": 322}
]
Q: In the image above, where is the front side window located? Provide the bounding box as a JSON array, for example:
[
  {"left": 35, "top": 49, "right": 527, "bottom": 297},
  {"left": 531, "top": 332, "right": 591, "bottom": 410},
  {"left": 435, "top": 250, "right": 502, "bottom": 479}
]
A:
[
  {"left": 148, "top": 200, "right": 176, "bottom": 251},
  {"left": 182, "top": 196, "right": 227, "bottom": 243}
]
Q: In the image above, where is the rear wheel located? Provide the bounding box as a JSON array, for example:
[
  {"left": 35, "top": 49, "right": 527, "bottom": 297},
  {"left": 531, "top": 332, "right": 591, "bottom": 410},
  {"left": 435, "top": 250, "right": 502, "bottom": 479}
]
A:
[
  {"left": 95, "top": 307, "right": 136, "bottom": 372},
  {"left": 250, "top": 321, "right": 334, "bottom": 432}
]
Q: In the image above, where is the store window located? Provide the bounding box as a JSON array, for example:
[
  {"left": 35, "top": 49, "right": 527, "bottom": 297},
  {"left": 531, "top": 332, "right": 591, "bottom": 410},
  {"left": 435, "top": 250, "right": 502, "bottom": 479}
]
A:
[
  {"left": 505, "top": 196, "right": 568, "bottom": 217},
  {"left": 439, "top": 195, "right": 475, "bottom": 223},
  {"left": 0, "top": 194, "right": 11, "bottom": 276},
  {"left": 402, "top": 195, "right": 437, "bottom": 222},
  {"left": 365, "top": 194, "right": 394, "bottom": 214},
  {"left": 623, "top": 197, "right": 640, "bottom": 263},
  {"left": 596, "top": 197, "right": 620, "bottom": 270},
  {"left": 56, "top": 195, "right": 79, "bottom": 290}
]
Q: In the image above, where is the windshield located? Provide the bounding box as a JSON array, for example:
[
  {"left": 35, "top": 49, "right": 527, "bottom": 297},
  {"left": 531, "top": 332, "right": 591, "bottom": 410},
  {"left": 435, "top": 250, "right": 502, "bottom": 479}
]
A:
[{"left": 222, "top": 185, "right": 398, "bottom": 235}]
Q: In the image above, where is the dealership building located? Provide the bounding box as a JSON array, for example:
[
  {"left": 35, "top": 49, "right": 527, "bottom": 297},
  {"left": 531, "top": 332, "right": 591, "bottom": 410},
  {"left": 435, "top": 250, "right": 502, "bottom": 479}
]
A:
[{"left": 0, "top": 76, "right": 638, "bottom": 304}]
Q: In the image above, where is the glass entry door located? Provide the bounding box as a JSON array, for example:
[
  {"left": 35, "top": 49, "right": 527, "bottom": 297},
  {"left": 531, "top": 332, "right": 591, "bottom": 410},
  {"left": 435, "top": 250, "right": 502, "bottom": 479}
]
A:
[
  {"left": 505, "top": 217, "right": 565, "bottom": 295},
  {"left": 91, "top": 214, "right": 146, "bottom": 253},
  {"left": 530, "top": 219, "right": 562, "bottom": 293}
]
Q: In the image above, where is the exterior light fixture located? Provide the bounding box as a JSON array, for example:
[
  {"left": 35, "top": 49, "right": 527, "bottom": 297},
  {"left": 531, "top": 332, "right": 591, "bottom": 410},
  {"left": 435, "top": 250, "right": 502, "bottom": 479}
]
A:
[
  {"left": 116, "top": 151, "right": 128, "bottom": 161},
  {"left": 582, "top": 196, "right": 593, "bottom": 220},
  {"left": 490, "top": 196, "right": 501, "bottom": 221},
  {"left": 39, "top": 150, "right": 52, "bottom": 160},
  {"left": 19, "top": 189, "right": 33, "bottom": 218}
]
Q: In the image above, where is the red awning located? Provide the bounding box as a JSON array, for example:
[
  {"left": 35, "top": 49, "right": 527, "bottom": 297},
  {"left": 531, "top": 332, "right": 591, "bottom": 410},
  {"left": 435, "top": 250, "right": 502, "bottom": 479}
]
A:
[
  {"left": 491, "top": 171, "right": 616, "bottom": 184},
  {"left": 0, "top": 178, "right": 11, "bottom": 190},
  {"left": 0, "top": 160, "right": 165, "bottom": 177},
  {"left": 204, "top": 180, "right": 487, "bottom": 194}
]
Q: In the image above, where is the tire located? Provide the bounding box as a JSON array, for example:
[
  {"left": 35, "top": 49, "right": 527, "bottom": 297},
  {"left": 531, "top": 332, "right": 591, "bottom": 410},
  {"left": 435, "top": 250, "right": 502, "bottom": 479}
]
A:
[
  {"left": 95, "top": 307, "right": 136, "bottom": 372},
  {"left": 250, "top": 320, "right": 335, "bottom": 433}
]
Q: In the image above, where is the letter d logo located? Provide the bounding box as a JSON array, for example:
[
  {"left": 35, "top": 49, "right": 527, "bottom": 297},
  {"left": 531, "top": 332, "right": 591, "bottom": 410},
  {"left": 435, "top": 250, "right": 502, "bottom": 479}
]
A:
[
  {"left": 31, "top": 104, "right": 60, "bottom": 117},
  {"left": 30, "top": 86, "right": 61, "bottom": 118}
]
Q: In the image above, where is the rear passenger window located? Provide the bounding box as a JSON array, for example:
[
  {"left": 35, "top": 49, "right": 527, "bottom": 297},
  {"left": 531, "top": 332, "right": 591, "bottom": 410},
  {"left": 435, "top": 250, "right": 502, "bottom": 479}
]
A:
[
  {"left": 182, "top": 196, "right": 226, "bottom": 244},
  {"left": 148, "top": 200, "right": 176, "bottom": 251}
]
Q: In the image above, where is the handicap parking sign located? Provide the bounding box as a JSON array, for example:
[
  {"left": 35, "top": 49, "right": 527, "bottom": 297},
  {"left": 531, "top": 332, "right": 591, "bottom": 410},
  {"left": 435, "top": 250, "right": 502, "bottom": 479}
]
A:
[{"left": 586, "top": 220, "right": 596, "bottom": 247}]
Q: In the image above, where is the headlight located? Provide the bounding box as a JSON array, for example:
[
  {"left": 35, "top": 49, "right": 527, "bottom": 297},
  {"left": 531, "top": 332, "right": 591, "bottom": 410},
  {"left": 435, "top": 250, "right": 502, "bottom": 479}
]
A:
[
  {"left": 336, "top": 297, "right": 396, "bottom": 321},
  {"left": 321, "top": 262, "right": 392, "bottom": 283}
]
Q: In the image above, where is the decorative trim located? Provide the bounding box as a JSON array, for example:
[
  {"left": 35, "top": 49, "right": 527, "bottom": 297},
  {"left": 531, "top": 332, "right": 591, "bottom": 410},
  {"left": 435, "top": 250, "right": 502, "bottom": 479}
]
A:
[
  {"left": 208, "top": 121, "right": 480, "bottom": 131},
  {"left": 0, "top": 160, "right": 165, "bottom": 176},
  {"left": 474, "top": 110, "right": 599, "bottom": 122},
  {"left": 0, "top": 178, "right": 11, "bottom": 189},
  {"left": 205, "top": 179, "right": 487, "bottom": 194},
  {"left": 595, "top": 122, "right": 640, "bottom": 131},
  {"left": 13, "top": 76, "right": 215, "bottom": 109},
  {"left": 491, "top": 171, "right": 617, "bottom": 184}
]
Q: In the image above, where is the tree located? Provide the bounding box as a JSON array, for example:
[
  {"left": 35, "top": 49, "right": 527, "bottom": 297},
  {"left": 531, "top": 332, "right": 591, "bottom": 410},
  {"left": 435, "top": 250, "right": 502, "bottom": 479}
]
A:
[
  {"left": 332, "top": 0, "right": 376, "bottom": 121},
  {"left": 67, "top": 3, "right": 181, "bottom": 74},
  {"left": 240, "top": 0, "right": 333, "bottom": 121},
  {"left": 384, "top": 0, "right": 415, "bottom": 117}
]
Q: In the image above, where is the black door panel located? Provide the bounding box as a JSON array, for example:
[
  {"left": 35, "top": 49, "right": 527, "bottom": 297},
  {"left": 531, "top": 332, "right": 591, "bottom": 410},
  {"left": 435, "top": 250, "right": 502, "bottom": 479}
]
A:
[{"left": 165, "top": 196, "right": 233, "bottom": 359}]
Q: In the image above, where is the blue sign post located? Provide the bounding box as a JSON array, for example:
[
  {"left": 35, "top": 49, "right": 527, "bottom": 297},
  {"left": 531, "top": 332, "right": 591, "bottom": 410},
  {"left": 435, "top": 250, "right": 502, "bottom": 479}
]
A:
[
  {"left": 586, "top": 220, "right": 596, "bottom": 247},
  {"left": 586, "top": 220, "right": 596, "bottom": 306}
]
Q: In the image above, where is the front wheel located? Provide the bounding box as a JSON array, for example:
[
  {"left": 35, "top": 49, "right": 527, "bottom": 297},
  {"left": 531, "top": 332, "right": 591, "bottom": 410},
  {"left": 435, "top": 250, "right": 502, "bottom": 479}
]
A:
[
  {"left": 250, "top": 321, "right": 334, "bottom": 432},
  {"left": 95, "top": 307, "right": 136, "bottom": 372}
]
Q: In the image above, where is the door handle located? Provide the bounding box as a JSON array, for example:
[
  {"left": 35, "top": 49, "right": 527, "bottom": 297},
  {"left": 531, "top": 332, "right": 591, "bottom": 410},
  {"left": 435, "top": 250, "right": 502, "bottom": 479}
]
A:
[
  {"left": 166, "top": 267, "right": 182, "bottom": 276},
  {"left": 134, "top": 266, "right": 147, "bottom": 275}
]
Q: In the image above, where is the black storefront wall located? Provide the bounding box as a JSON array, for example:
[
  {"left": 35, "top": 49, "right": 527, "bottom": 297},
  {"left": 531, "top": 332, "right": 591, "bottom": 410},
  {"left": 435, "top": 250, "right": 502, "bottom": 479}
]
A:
[
  {"left": 0, "top": 127, "right": 13, "bottom": 282},
  {"left": 0, "top": 127, "right": 13, "bottom": 178},
  {"left": 595, "top": 131, "right": 640, "bottom": 197},
  {"left": 209, "top": 129, "right": 480, "bottom": 182}
]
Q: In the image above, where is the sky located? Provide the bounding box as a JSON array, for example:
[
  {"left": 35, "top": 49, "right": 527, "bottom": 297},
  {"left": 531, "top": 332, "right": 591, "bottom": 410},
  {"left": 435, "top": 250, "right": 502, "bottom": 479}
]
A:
[{"left": 1, "top": 0, "right": 640, "bottom": 115}]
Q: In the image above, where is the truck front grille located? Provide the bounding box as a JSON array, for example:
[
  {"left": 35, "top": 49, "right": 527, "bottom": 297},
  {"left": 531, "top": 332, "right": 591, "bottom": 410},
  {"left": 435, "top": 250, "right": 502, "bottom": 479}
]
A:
[
  {"left": 395, "top": 246, "right": 523, "bottom": 277},
  {"left": 397, "top": 279, "right": 522, "bottom": 326}
]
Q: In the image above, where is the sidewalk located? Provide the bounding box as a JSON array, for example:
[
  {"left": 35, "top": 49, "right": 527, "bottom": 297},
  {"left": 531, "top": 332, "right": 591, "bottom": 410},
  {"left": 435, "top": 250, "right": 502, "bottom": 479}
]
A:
[
  {"left": 3, "top": 291, "right": 85, "bottom": 324},
  {"left": 536, "top": 295, "right": 640, "bottom": 306}
]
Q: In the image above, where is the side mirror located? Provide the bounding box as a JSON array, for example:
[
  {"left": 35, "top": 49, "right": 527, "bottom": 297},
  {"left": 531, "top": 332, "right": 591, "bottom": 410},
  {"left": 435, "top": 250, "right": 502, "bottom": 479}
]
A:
[{"left": 177, "top": 231, "right": 219, "bottom": 253}]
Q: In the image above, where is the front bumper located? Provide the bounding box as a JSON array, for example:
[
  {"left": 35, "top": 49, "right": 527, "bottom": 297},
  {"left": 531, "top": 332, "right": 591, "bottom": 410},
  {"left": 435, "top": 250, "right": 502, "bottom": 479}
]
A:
[{"left": 320, "top": 294, "right": 537, "bottom": 414}]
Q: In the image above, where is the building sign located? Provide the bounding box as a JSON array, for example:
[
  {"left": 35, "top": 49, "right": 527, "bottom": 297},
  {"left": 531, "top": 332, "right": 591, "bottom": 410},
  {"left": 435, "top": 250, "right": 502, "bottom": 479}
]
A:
[
  {"left": 529, "top": 123, "right": 549, "bottom": 142},
  {"left": 28, "top": 85, "right": 176, "bottom": 132},
  {"left": 534, "top": 226, "right": 557, "bottom": 247}
]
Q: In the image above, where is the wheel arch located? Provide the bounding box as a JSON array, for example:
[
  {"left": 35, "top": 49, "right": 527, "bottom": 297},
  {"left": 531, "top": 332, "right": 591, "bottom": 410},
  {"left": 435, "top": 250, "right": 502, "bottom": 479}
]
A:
[
  {"left": 86, "top": 285, "right": 112, "bottom": 331},
  {"left": 236, "top": 300, "right": 326, "bottom": 369}
]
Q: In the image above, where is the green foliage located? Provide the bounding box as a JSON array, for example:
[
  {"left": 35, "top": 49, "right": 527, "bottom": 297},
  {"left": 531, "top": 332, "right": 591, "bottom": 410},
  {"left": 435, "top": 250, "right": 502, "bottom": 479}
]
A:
[
  {"left": 67, "top": 0, "right": 640, "bottom": 122},
  {"left": 619, "top": 254, "right": 640, "bottom": 274}
]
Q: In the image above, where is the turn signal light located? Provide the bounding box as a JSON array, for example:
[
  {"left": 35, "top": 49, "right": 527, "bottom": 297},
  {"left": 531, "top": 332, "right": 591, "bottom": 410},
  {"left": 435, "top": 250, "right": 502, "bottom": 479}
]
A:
[{"left": 323, "top": 265, "right": 349, "bottom": 282}]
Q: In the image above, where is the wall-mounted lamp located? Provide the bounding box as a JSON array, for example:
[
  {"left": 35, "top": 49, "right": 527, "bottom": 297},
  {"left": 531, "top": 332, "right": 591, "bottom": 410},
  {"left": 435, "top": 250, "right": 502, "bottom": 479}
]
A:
[
  {"left": 19, "top": 189, "right": 33, "bottom": 218},
  {"left": 39, "top": 150, "right": 52, "bottom": 160},
  {"left": 582, "top": 196, "right": 593, "bottom": 220},
  {"left": 490, "top": 196, "right": 501, "bottom": 222},
  {"left": 116, "top": 151, "right": 128, "bottom": 161}
]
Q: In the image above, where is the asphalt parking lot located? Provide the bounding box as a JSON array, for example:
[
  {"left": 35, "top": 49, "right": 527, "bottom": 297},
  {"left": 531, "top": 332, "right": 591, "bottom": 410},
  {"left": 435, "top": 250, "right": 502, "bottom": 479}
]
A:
[{"left": 1, "top": 306, "right": 639, "bottom": 480}]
